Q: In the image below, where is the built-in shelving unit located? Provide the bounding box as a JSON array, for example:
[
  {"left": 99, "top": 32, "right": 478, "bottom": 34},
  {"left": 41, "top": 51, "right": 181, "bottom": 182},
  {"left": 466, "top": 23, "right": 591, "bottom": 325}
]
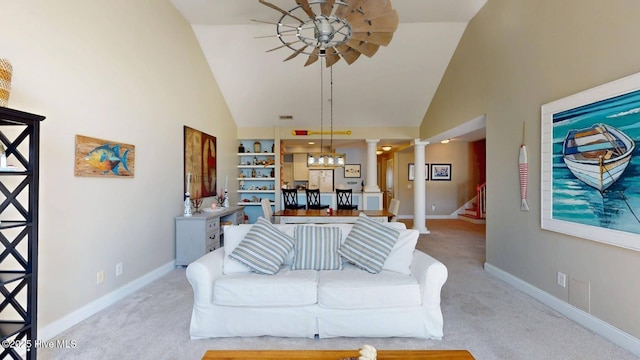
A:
[
  {"left": 0, "top": 107, "right": 45, "bottom": 360},
  {"left": 237, "top": 140, "right": 277, "bottom": 223}
]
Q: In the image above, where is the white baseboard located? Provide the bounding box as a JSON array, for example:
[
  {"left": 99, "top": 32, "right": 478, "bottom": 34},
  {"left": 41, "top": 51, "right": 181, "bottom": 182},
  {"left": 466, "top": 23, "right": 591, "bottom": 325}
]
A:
[
  {"left": 39, "top": 261, "right": 175, "bottom": 341},
  {"left": 484, "top": 262, "right": 640, "bottom": 357}
]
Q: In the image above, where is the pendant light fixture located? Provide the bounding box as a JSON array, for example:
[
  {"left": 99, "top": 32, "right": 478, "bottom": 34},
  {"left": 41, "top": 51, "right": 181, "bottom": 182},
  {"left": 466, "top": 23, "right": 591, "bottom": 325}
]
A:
[{"left": 307, "top": 59, "right": 345, "bottom": 168}]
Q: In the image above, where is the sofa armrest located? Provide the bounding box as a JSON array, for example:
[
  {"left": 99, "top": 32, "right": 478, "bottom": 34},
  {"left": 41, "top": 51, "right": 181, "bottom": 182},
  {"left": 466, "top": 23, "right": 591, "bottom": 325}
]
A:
[
  {"left": 410, "top": 250, "right": 448, "bottom": 309},
  {"left": 185, "top": 248, "right": 225, "bottom": 305}
]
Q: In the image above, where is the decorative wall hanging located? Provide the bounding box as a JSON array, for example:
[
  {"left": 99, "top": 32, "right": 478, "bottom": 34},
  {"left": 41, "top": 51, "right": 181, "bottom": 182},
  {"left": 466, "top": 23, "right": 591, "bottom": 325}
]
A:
[
  {"left": 0, "top": 58, "right": 12, "bottom": 107},
  {"left": 344, "top": 164, "right": 361, "bottom": 178},
  {"left": 408, "top": 163, "right": 429, "bottom": 181},
  {"left": 519, "top": 122, "right": 530, "bottom": 211},
  {"left": 541, "top": 72, "right": 640, "bottom": 251},
  {"left": 74, "top": 135, "right": 134, "bottom": 177},
  {"left": 430, "top": 164, "right": 451, "bottom": 181},
  {"left": 184, "top": 126, "right": 217, "bottom": 198}
]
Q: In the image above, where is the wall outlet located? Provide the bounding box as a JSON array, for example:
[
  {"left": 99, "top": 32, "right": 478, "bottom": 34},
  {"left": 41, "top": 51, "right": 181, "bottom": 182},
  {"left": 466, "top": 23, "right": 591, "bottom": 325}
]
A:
[
  {"left": 557, "top": 271, "right": 566, "bottom": 288},
  {"left": 431, "top": 204, "right": 436, "bottom": 211},
  {"left": 97, "top": 271, "right": 105, "bottom": 285},
  {"left": 116, "top": 263, "right": 123, "bottom": 277}
]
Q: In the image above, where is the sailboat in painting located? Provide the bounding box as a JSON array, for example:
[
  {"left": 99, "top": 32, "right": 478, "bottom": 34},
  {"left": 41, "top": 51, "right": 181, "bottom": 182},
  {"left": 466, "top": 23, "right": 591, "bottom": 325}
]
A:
[{"left": 562, "top": 123, "right": 635, "bottom": 192}]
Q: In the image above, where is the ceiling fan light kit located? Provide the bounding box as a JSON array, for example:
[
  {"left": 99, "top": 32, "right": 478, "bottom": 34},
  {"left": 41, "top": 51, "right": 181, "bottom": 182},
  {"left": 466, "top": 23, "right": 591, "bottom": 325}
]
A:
[{"left": 258, "top": 0, "right": 399, "bottom": 67}]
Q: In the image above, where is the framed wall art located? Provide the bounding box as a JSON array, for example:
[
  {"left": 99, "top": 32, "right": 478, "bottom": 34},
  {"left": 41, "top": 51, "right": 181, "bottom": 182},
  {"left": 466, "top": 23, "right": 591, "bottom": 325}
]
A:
[
  {"left": 184, "top": 126, "right": 217, "bottom": 198},
  {"left": 344, "top": 164, "right": 361, "bottom": 178},
  {"left": 541, "top": 72, "right": 640, "bottom": 251},
  {"left": 408, "top": 163, "right": 429, "bottom": 181},
  {"left": 430, "top": 163, "right": 451, "bottom": 181},
  {"left": 74, "top": 135, "right": 135, "bottom": 178}
]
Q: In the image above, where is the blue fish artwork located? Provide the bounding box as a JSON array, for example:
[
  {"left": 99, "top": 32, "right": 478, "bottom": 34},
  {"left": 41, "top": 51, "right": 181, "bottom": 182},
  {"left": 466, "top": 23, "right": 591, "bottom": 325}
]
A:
[{"left": 85, "top": 144, "right": 129, "bottom": 175}]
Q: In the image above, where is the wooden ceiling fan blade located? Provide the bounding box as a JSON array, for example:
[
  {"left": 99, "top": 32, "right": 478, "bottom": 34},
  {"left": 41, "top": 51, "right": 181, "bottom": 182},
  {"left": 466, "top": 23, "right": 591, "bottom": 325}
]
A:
[
  {"left": 304, "top": 48, "right": 320, "bottom": 67},
  {"left": 321, "top": 0, "right": 336, "bottom": 16},
  {"left": 344, "top": 0, "right": 392, "bottom": 22},
  {"left": 350, "top": 31, "right": 394, "bottom": 46},
  {"left": 283, "top": 46, "right": 308, "bottom": 62},
  {"left": 266, "top": 40, "right": 301, "bottom": 53},
  {"left": 350, "top": 11, "right": 399, "bottom": 33},
  {"left": 335, "top": 0, "right": 365, "bottom": 18},
  {"left": 325, "top": 47, "right": 341, "bottom": 67},
  {"left": 346, "top": 39, "right": 379, "bottom": 57},
  {"left": 259, "top": 0, "right": 305, "bottom": 23},
  {"left": 295, "top": 0, "right": 316, "bottom": 18},
  {"left": 336, "top": 44, "right": 362, "bottom": 65}
]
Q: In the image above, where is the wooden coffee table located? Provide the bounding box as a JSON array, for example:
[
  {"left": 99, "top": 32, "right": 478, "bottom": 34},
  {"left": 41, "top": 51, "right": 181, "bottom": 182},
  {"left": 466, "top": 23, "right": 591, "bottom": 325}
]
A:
[{"left": 202, "top": 349, "right": 475, "bottom": 360}]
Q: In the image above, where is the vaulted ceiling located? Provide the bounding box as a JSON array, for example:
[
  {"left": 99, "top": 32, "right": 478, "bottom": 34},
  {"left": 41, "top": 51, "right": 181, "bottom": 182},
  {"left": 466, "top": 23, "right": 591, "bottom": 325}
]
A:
[{"left": 170, "top": 0, "right": 487, "bottom": 145}]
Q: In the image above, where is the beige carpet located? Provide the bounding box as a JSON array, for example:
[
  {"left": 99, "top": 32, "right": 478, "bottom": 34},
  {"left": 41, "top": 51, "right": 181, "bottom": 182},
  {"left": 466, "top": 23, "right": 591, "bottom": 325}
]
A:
[{"left": 39, "top": 220, "right": 637, "bottom": 360}]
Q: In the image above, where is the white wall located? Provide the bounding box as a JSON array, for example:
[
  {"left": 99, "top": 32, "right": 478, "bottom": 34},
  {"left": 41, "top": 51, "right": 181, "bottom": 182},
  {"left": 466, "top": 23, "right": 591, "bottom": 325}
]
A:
[
  {"left": 394, "top": 142, "right": 471, "bottom": 218},
  {"left": 421, "top": 0, "right": 640, "bottom": 343},
  {"left": 0, "top": 0, "right": 237, "bottom": 330}
]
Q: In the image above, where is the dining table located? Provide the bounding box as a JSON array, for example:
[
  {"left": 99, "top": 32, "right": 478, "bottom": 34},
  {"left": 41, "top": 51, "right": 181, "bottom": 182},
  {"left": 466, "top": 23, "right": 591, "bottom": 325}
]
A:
[{"left": 272, "top": 209, "right": 394, "bottom": 224}]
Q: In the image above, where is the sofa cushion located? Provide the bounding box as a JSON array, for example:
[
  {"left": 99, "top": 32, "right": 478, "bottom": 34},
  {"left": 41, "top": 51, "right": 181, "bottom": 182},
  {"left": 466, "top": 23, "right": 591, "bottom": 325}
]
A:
[
  {"left": 338, "top": 213, "right": 400, "bottom": 273},
  {"left": 228, "top": 217, "right": 295, "bottom": 275},
  {"left": 317, "top": 264, "right": 422, "bottom": 309},
  {"left": 214, "top": 268, "right": 318, "bottom": 307},
  {"left": 383, "top": 228, "right": 419, "bottom": 275},
  {"left": 292, "top": 225, "right": 343, "bottom": 270}
]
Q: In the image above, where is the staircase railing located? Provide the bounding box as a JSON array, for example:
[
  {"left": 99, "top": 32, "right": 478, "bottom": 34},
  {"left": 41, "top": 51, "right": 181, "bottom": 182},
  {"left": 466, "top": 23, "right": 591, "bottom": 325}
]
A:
[{"left": 475, "top": 182, "right": 486, "bottom": 218}]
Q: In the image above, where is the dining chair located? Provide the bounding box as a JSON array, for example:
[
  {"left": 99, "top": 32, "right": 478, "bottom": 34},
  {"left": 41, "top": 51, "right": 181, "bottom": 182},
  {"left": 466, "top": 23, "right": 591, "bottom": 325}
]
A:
[
  {"left": 282, "top": 188, "right": 306, "bottom": 210},
  {"left": 388, "top": 198, "right": 400, "bottom": 222},
  {"left": 336, "top": 188, "right": 358, "bottom": 210},
  {"left": 305, "top": 188, "right": 329, "bottom": 210},
  {"left": 261, "top": 198, "right": 273, "bottom": 223}
]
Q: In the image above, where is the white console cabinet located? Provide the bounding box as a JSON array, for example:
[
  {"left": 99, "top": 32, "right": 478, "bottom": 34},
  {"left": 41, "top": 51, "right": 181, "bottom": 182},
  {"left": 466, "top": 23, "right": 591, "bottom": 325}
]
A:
[{"left": 175, "top": 205, "right": 245, "bottom": 266}]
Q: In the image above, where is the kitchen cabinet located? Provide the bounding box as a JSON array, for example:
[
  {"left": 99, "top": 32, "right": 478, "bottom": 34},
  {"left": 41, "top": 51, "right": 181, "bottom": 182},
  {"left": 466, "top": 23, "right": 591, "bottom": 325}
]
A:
[{"left": 293, "top": 153, "right": 308, "bottom": 181}]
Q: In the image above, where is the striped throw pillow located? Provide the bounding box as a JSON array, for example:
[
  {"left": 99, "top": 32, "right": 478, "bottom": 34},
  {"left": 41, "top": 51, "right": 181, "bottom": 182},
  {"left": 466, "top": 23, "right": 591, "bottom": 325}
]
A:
[
  {"left": 292, "top": 225, "right": 342, "bottom": 270},
  {"left": 229, "top": 217, "right": 295, "bottom": 275},
  {"left": 338, "top": 213, "right": 400, "bottom": 273}
]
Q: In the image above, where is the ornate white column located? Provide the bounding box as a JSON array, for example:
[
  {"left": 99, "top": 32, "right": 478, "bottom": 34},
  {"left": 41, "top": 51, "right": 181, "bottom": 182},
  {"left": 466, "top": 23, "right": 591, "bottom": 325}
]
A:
[
  {"left": 364, "top": 139, "right": 380, "bottom": 192},
  {"left": 412, "top": 138, "right": 430, "bottom": 234}
]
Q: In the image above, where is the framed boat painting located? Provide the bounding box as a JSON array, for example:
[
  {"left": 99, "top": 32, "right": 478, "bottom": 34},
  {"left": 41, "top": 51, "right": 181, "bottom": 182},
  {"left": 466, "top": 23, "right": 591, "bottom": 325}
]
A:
[{"left": 541, "top": 72, "right": 640, "bottom": 251}]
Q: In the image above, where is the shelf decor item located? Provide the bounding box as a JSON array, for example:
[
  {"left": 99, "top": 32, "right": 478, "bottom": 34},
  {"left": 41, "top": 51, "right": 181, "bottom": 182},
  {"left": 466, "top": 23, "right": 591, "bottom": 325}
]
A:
[
  {"left": 0, "top": 58, "right": 12, "bottom": 107},
  {"left": 253, "top": 141, "right": 261, "bottom": 153}
]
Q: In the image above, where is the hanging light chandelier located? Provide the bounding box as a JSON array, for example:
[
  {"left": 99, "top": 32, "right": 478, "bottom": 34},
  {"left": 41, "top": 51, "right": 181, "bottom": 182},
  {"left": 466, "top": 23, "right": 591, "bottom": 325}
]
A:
[{"left": 307, "top": 60, "right": 345, "bottom": 167}]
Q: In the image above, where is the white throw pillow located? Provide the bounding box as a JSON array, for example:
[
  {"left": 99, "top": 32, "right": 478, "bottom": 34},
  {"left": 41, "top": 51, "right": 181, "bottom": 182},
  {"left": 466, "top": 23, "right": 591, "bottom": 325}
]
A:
[{"left": 383, "top": 229, "right": 419, "bottom": 275}]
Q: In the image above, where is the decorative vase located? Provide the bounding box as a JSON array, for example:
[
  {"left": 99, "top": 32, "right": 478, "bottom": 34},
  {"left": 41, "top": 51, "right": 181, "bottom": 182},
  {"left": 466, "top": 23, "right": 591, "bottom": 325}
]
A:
[
  {"left": 0, "top": 59, "right": 12, "bottom": 107},
  {"left": 253, "top": 141, "right": 261, "bottom": 153}
]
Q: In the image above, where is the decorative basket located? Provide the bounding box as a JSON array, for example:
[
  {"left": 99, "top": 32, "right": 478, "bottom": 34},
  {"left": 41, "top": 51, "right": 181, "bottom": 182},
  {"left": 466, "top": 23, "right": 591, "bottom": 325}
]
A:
[{"left": 0, "top": 58, "right": 12, "bottom": 107}]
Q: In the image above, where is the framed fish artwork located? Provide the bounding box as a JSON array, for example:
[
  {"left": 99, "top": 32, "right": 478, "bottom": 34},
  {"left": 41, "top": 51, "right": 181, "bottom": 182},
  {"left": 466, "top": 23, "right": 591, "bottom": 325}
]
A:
[
  {"left": 541, "top": 71, "right": 640, "bottom": 251},
  {"left": 74, "top": 135, "right": 135, "bottom": 177}
]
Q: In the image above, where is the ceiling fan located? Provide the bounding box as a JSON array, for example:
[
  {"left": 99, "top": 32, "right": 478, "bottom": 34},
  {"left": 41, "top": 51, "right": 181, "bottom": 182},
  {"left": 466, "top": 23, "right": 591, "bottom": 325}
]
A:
[{"left": 255, "top": 0, "right": 399, "bottom": 67}]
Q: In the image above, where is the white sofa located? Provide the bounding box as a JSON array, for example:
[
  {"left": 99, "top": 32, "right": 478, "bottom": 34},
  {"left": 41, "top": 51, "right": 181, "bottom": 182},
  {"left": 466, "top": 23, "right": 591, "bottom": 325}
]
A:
[{"left": 186, "top": 221, "right": 448, "bottom": 340}]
